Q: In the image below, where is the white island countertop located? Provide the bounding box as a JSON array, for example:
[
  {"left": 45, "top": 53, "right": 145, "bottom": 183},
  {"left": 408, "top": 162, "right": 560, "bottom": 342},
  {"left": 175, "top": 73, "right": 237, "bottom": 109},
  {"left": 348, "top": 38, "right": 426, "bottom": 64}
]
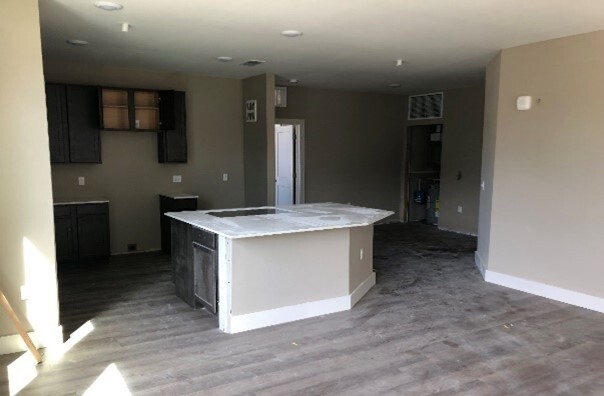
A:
[{"left": 165, "top": 203, "right": 393, "bottom": 239}]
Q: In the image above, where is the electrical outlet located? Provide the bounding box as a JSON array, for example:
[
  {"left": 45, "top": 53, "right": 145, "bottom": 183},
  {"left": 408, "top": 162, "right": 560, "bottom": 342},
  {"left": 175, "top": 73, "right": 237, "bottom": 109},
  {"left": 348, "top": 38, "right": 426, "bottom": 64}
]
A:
[
  {"left": 78, "top": 176, "right": 85, "bottom": 186},
  {"left": 223, "top": 173, "right": 229, "bottom": 182},
  {"left": 173, "top": 175, "right": 182, "bottom": 183},
  {"left": 127, "top": 244, "right": 137, "bottom": 252},
  {"left": 457, "top": 206, "right": 463, "bottom": 213},
  {"left": 481, "top": 181, "right": 485, "bottom": 191},
  {"left": 360, "top": 248, "right": 364, "bottom": 260}
]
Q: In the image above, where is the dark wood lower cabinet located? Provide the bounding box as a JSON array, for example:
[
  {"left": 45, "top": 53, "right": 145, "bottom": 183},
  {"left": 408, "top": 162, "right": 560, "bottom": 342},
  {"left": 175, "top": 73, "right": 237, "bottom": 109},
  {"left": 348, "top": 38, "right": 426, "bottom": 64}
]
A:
[
  {"left": 159, "top": 194, "right": 197, "bottom": 253},
  {"left": 54, "top": 202, "right": 110, "bottom": 267},
  {"left": 171, "top": 219, "right": 218, "bottom": 313}
]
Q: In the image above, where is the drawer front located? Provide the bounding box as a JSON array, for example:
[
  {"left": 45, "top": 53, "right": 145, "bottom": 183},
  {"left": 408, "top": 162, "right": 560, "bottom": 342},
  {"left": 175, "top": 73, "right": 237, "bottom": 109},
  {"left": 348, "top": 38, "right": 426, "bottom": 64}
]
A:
[
  {"left": 53, "top": 205, "right": 72, "bottom": 217},
  {"left": 77, "top": 203, "right": 109, "bottom": 215},
  {"left": 192, "top": 227, "right": 216, "bottom": 250}
]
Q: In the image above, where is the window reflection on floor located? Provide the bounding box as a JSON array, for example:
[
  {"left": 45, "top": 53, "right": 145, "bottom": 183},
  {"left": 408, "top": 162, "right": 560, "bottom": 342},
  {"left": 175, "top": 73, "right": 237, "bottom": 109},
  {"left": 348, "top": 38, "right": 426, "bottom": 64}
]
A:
[{"left": 83, "top": 363, "right": 131, "bottom": 396}]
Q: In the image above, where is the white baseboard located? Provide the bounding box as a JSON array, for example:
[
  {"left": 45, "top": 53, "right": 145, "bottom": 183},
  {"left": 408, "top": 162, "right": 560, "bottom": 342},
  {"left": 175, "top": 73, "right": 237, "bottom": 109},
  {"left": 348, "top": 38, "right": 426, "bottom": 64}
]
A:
[
  {"left": 474, "top": 251, "right": 486, "bottom": 278},
  {"left": 229, "top": 272, "right": 376, "bottom": 334},
  {"left": 0, "top": 326, "right": 62, "bottom": 356},
  {"left": 485, "top": 270, "right": 604, "bottom": 314},
  {"left": 350, "top": 271, "right": 377, "bottom": 307}
]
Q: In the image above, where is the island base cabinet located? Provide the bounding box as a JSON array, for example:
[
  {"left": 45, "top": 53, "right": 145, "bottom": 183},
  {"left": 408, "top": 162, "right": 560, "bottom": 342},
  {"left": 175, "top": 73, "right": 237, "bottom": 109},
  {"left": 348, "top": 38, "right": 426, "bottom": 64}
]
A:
[{"left": 171, "top": 220, "right": 218, "bottom": 313}]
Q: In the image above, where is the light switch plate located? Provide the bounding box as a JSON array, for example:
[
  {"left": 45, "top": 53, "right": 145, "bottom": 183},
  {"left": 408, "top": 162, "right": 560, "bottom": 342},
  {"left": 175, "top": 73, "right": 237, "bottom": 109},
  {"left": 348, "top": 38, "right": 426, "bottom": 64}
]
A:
[
  {"left": 457, "top": 206, "right": 463, "bottom": 213},
  {"left": 78, "top": 177, "right": 85, "bottom": 186},
  {"left": 173, "top": 175, "right": 182, "bottom": 183},
  {"left": 223, "top": 173, "right": 229, "bottom": 182}
]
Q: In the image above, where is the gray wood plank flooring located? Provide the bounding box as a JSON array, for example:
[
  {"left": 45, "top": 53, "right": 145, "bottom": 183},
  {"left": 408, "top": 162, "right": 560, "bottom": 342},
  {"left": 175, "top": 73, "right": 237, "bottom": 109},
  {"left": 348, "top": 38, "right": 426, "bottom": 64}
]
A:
[{"left": 1, "top": 223, "right": 603, "bottom": 395}]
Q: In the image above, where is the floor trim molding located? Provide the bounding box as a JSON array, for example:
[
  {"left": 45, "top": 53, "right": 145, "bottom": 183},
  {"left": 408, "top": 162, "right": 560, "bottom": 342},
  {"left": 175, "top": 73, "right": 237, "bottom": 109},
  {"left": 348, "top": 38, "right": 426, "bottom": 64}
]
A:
[
  {"left": 485, "top": 270, "right": 604, "bottom": 314},
  {"left": 0, "top": 326, "right": 62, "bottom": 356},
  {"left": 229, "top": 272, "right": 376, "bottom": 334},
  {"left": 474, "top": 251, "right": 486, "bottom": 279}
]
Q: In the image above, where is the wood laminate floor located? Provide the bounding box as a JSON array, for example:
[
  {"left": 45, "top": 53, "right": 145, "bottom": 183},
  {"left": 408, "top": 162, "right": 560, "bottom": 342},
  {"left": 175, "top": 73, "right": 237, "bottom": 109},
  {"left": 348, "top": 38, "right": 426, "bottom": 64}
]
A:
[{"left": 1, "top": 223, "right": 603, "bottom": 395}]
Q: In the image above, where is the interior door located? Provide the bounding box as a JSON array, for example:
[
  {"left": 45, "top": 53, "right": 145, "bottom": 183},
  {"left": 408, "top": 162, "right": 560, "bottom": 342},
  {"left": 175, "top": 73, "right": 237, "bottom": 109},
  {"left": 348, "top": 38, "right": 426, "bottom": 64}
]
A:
[{"left": 275, "top": 124, "right": 295, "bottom": 205}]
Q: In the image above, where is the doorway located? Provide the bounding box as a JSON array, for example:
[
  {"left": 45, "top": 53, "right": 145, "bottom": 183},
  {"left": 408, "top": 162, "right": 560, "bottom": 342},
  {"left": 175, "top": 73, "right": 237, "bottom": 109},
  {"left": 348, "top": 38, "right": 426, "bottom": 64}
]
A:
[
  {"left": 405, "top": 124, "right": 443, "bottom": 224},
  {"left": 275, "top": 119, "right": 305, "bottom": 205}
]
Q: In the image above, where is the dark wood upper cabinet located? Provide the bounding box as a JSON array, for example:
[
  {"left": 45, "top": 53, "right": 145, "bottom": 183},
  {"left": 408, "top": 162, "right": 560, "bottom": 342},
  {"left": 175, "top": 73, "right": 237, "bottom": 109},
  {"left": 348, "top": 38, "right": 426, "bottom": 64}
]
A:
[
  {"left": 66, "top": 85, "right": 101, "bottom": 163},
  {"left": 45, "top": 84, "right": 101, "bottom": 164},
  {"left": 45, "top": 84, "right": 68, "bottom": 163},
  {"left": 100, "top": 88, "right": 176, "bottom": 132},
  {"left": 158, "top": 90, "right": 176, "bottom": 130},
  {"left": 158, "top": 91, "right": 187, "bottom": 163}
]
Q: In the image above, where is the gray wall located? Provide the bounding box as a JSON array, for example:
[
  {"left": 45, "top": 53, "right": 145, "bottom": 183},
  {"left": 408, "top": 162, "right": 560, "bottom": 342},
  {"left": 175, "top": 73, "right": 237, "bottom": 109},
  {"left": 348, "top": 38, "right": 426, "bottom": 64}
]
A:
[
  {"left": 242, "top": 74, "right": 275, "bottom": 207},
  {"left": 402, "top": 86, "right": 485, "bottom": 234},
  {"left": 45, "top": 61, "right": 245, "bottom": 254},
  {"left": 479, "top": 30, "right": 604, "bottom": 298},
  {"left": 0, "top": 0, "right": 60, "bottom": 349},
  {"left": 276, "top": 87, "right": 406, "bottom": 217},
  {"left": 476, "top": 54, "right": 502, "bottom": 268}
]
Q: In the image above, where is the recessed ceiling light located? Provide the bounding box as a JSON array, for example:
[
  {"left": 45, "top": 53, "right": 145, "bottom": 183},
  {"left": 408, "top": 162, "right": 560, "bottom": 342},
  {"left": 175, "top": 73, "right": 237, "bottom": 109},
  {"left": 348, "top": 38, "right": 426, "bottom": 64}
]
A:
[
  {"left": 289, "top": 79, "right": 299, "bottom": 84},
  {"left": 66, "top": 39, "right": 89, "bottom": 46},
  {"left": 389, "top": 83, "right": 401, "bottom": 88},
  {"left": 216, "top": 56, "right": 233, "bottom": 62},
  {"left": 281, "top": 30, "right": 303, "bottom": 37},
  {"left": 94, "top": 1, "right": 123, "bottom": 11}
]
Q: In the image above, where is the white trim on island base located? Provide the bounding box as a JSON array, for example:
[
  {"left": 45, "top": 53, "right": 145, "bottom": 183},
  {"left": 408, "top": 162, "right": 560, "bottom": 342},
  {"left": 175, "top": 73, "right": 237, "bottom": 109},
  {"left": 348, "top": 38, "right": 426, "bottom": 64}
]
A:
[
  {"left": 229, "top": 272, "right": 376, "bottom": 334},
  {"left": 484, "top": 270, "right": 604, "bottom": 314}
]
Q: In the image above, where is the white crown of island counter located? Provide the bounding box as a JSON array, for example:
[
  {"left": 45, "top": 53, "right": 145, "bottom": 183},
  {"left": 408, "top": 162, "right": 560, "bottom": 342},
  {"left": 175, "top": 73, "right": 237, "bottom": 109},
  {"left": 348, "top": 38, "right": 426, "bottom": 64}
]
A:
[{"left": 165, "top": 203, "right": 393, "bottom": 334}]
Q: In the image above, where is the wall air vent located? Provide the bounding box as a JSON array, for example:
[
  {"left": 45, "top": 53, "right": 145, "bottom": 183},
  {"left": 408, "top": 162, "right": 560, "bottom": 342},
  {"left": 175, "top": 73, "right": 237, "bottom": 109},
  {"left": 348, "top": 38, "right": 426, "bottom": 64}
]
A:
[
  {"left": 408, "top": 92, "right": 443, "bottom": 120},
  {"left": 275, "top": 86, "right": 287, "bottom": 107},
  {"left": 240, "top": 59, "right": 266, "bottom": 67}
]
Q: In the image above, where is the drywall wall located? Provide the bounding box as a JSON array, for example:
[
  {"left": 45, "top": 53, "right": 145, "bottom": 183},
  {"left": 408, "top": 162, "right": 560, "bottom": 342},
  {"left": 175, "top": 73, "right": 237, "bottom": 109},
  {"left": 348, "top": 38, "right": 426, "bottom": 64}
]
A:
[
  {"left": 482, "top": 30, "right": 604, "bottom": 298},
  {"left": 0, "top": 0, "right": 60, "bottom": 352},
  {"left": 231, "top": 228, "right": 349, "bottom": 315},
  {"left": 476, "top": 53, "right": 502, "bottom": 269},
  {"left": 403, "top": 86, "right": 485, "bottom": 234},
  {"left": 242, "top": 74, "right": 275, "bottom": 207},
  {"left": 276, "top": 87, "right": 406, "bottom": 217},
  {"left": 44, "top": 61, "right": 245, "bottom": 254}
]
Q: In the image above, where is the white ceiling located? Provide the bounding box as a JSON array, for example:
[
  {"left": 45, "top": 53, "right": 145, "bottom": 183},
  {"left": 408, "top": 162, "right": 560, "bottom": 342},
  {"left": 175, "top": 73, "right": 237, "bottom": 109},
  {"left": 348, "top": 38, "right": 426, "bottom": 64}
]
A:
[{"left": 39, "top": 0, "right": 604, "bottom": 94}]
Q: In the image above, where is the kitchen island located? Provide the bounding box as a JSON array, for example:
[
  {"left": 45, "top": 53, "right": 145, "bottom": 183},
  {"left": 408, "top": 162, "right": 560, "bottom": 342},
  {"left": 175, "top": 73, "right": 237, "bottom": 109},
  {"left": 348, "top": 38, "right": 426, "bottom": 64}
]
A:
[{"left": 166, "top": 203, "right": 392, "bottom": 333}]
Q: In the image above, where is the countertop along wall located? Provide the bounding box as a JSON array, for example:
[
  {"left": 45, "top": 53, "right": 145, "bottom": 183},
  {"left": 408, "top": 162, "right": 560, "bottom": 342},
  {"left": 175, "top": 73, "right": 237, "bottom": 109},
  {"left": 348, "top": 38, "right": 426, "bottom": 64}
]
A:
[
  {"left": 276, "top": 87, "right": 406, "bottom": 217},
  {"left": 44, "top": 61, "right": 245, "bottom": 254}
]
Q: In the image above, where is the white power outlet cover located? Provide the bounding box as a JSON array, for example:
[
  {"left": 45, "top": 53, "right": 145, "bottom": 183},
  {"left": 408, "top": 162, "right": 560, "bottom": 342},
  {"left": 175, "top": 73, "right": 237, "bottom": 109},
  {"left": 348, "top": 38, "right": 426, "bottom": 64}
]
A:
[
  {"left": 360, "top": 249, "right": 364, "bottom": 260},
  {"left": 78, "top": 177, "right": 85, "bottom": 186},
  {"left": 223, "top": 173, "right": 229, "bottom": 182},
  {"left": 173, "top": 175, "right": 182, "bottom": 183},
  {"left": 516, "top": 96, "right": 532, "bottom": 111},
  {"left": 457, "top": 206, "right": 463, "bottom": 213}
]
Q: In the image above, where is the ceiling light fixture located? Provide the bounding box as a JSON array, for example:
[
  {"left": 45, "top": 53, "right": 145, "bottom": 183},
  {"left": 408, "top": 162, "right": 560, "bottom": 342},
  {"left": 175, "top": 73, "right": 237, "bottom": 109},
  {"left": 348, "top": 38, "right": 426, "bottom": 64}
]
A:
[
  {"left": 289, "top": 79, "right": 299, "bottom": 84},
  {"left": 66, "top": 39, "right": 89, "bottom": 46},
  {"left": 389, "top": 83, "right": 401, "bottom": 88},
  {"left": 94, "top": 1, "right": 123, "bottom": 11},
  {"left": 216, "top": 56, "right": 233, "bottom": 62},
  {"left": 281, "top": 30, "right": 303, "bottom": 37}
]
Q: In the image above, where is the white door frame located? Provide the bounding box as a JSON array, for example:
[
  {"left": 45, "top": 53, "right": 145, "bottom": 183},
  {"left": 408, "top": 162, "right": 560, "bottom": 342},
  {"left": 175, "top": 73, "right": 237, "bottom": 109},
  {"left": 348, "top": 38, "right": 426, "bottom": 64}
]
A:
[{"left": 275, "top": 119, "right": 305, "bottom": 205}]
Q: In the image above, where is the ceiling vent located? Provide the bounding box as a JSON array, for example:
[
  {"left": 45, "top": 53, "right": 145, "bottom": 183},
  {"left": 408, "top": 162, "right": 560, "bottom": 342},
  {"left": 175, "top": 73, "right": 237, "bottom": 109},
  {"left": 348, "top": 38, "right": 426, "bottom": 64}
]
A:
[
  {"left": 240, "top": 59, "right": 266, "bottom": 67},
  {"left": 408, "top": 92, "right": 443, "bottom": 120}
]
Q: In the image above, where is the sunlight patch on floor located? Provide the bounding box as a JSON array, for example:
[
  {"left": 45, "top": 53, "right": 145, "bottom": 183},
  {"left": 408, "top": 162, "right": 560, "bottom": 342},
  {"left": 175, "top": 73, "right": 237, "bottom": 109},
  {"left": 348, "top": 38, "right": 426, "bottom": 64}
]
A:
[
  {"left": 46, "top": 320, "right": 95, "bottom": 363},
  {"left": 84, "top": 363, "right": 132, "bottom": 396},
  {"left": 7, "top": 352, "right": 38, "bottom": 396}
]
